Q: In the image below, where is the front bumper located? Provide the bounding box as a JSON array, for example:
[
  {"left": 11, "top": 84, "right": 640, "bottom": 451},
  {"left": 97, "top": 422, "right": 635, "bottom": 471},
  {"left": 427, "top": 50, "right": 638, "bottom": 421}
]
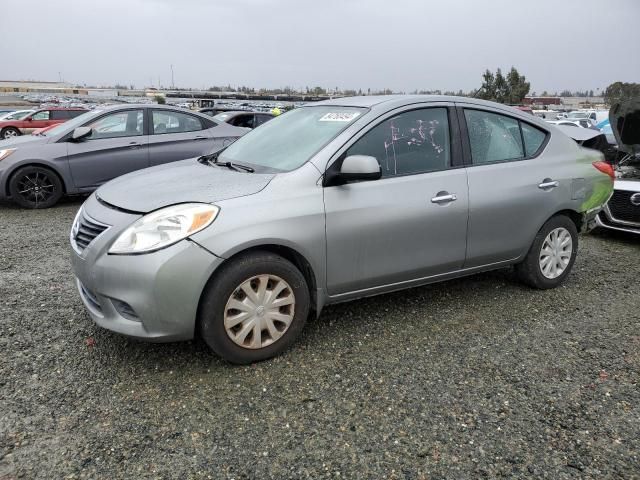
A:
[
  {"left": 70, "top": 194, "right": 224, "bottom": 341},
  {"left": 596, "top": 204, "right": 640, "bottom": 234}
]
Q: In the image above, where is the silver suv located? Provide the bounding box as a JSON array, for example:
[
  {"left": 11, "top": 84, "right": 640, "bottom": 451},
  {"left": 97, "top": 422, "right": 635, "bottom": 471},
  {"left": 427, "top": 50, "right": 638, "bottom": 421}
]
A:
[{"left": 70, "top": 95, "right": 613, "bottom": 364}]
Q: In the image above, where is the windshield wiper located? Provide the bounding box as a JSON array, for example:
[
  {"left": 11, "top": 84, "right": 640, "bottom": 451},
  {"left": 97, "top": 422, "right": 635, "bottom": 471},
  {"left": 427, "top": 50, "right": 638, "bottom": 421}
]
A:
[
  {"left": 216, "top": 161, "right": 255, "bottom": 173},
  {"left": 198, "top": 150, "right": 255, "bottom": 173}
]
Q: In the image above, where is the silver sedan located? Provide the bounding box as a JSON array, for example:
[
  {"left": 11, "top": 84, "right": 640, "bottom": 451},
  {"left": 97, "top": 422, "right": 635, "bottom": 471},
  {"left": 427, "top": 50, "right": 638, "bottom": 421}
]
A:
[{"left": 70, "top": 95, "right": 614, "bottom": 364}]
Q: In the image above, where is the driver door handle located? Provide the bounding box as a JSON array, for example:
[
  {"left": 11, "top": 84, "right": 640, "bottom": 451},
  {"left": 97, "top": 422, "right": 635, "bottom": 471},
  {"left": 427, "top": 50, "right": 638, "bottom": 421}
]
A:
[
  {"left": 128, "top": 142, "right": 141, "bottom": 149},
  {"left": 193, "top": 136, "right": 207, "bottom": 141},
  {"left": 431, "top": 193, "right": 457, "bottom": 204}
]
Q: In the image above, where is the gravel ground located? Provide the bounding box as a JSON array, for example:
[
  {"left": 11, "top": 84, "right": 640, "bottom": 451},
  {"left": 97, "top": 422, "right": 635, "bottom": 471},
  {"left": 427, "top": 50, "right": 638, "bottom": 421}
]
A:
[{"left": 1, "top": 199, "right": 638, "bottom": 479}]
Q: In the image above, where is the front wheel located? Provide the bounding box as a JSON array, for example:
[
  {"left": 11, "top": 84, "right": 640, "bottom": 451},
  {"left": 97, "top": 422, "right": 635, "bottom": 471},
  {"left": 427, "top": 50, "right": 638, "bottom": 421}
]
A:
[
  {"left": 9, "top": 166, "right": 64, "bottom": 209},
  {"left": 516, "top": 215, "right": 578, "bottom": 289},
  {"left": 199, "top": 251, "right": 310, "bottom": 364}
]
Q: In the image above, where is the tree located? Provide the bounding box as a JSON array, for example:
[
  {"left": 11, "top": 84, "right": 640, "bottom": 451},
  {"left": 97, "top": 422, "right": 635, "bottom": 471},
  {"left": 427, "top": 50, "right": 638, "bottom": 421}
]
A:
[
  {"left": 475, "top": 66, "right": 530, "bottom": 104},
  {"left": 154, "top": 95, "right": 166, "bottom": 104},
  {"left": 603, "top": 82, "right": 640, "bottom": 105}
]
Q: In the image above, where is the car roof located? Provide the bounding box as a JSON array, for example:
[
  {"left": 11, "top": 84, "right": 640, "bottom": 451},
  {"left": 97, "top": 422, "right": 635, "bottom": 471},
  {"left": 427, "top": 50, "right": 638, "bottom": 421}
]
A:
[
  {"left": 215, "top": 111, "right": 273, "bottom": 117},
  {"left": 35, "top": 107, "right": 88, "bottom": 111},
  {"left": 312, "top": 94, "right": 507, "bottom": 108},
  {"left": 311, "top": 95, "right": 546, "bottom": 126},
  {"left": 88, "top": 104, "right": 214, "bottom": 118}
]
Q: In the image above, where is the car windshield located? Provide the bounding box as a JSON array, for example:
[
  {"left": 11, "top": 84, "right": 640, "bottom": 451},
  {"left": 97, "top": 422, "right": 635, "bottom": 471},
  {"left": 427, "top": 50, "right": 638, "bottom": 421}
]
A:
[
  {"left": 39, "top": 109, "right": 103, "bottom": 136},
  {"left": 213, "top": 112, "right": 232, "bottom": 122},
  {"left": 2, "top": 110, "right": 33, "bottom": 120},
  {"left": 218, "top": 106, "right": 366, "bottom": 171}
]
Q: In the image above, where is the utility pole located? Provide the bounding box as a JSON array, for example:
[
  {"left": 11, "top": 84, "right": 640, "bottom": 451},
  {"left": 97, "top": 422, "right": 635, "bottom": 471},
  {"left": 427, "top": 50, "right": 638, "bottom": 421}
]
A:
[{"left": 170, "top": 64, "right": 175, "bottom": 90}]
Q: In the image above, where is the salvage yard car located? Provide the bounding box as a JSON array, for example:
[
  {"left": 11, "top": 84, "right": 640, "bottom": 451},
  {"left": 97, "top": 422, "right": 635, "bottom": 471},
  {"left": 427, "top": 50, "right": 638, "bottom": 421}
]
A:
[
  {"left": 69, "top": 95, "right": 614, "bottom": 364},
  {"left": 0, "top": 107, "right": 87, "bottom": 139},
  {"left": 0, "top": 104, "right": 247, "bottom": 208},
  {"left": 212, "top": 111, "right": 275, "bottom": 129},
  {"left": 596, "top": 98, "right": 640, "bottom": 234}
]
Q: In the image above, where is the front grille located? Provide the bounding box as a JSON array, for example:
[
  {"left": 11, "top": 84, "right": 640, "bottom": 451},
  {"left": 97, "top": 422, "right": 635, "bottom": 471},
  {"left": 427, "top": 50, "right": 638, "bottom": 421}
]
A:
[
  {"left": 608, "top": 190, "right": 640, "bottom": 224},
  {"left": 72, "top": 210, "right": 110, "bottom": 252}
]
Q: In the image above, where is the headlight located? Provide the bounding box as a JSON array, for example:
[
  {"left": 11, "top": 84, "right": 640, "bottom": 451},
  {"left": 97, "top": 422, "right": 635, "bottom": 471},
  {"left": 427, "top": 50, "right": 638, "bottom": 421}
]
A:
[
  {"left": 0, "top": 148, "right": 16, "bottom": 161},
  {"left": 109, "top": 203, "right": 219, "bottom": 254}
]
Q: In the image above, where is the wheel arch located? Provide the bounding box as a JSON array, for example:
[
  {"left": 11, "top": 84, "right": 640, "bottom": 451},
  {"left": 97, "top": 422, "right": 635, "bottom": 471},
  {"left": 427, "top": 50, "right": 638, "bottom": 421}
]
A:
[
  {"left": 195, "top": 242, "right": 322, "bottom": 338},
  {"left": 5, "top": 162, "right": 68, "bottom": 197},
  {"left": 550, "top": 209, "right": 584, "bottom": 232}
]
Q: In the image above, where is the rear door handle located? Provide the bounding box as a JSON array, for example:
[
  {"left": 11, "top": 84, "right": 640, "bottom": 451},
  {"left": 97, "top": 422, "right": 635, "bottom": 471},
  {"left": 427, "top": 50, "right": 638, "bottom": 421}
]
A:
[
  {"left": 431, "top": 193, "right": 457, "bottom": 204},
  {"left": 193, "top": 136, "right": 207, "bottom": 141},
  {"left": 128, "top": 142, "right": 141, "bottom": 149},
  {"left": 538, "top": 179, "right": 559, "bottom": 190}
]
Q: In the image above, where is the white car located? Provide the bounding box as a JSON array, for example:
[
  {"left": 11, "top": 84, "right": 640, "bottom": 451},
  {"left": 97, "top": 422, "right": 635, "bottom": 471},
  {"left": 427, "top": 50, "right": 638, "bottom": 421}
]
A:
[
  {"left": 595, "top": 99, "right": 640, "bottom": 234},
  {"left": 0, "top": 109, "right": 34, "bottom": 121},
  {"left": 547, "top": 119, "right": 595, "bottom": 129}
]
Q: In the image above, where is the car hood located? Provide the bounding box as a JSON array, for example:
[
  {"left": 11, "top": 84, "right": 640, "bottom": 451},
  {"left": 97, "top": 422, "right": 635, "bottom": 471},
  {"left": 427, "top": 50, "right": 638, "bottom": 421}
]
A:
[
  {"left": 0, "top": 134, "right": 50, "bottom": 149},
  {"left": 609, "top": 98, "right": 640, "bottom": 154},
  {"left": 96, "top": 158, "right": 275, "bottom": 213}
]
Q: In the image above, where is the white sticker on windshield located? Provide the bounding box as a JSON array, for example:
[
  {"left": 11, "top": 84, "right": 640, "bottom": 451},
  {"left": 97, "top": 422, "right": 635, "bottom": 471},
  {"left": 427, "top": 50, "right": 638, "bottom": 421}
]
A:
[{"left": 319, "top": 112, "right": 360, "bottom": 122}]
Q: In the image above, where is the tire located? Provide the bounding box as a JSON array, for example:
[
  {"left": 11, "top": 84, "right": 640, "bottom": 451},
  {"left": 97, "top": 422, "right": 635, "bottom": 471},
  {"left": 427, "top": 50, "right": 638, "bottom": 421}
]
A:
[
  {"left": 1, "top": 127, "right": 21, "bottom": 139},
  {"left": 9, "top": 166, "right": 64, "bottom": 209},
  {"left": 515, "top": 215, "right": 578, "bottom": 289},
  {"left": 199, "top": 251, "right": 310, "bottom": 364}
]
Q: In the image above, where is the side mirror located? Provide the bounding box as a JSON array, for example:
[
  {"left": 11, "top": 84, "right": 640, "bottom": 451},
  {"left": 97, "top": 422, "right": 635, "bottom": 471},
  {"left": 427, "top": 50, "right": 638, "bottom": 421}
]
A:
[
  {"left": 338, "top": 155, "right": 381, "bottom": 182},
  {"left": 71, "top": 127, "right": 92, "bottom": 141}
]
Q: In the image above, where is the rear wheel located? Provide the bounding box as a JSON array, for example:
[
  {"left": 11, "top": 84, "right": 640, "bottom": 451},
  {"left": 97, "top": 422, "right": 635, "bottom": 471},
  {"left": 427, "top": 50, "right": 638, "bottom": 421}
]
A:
[
  {"left": 199, "top": 251, "right": 310, "bottom": 364},
  {"left": 516, "top": 215, "right": 578, "bottom": 289},
  {"left": 9, "top": 166, "right": 64, "bottom": 209},
  {"left": 1, "top": 127, "right": 20, "bottom": 139}
]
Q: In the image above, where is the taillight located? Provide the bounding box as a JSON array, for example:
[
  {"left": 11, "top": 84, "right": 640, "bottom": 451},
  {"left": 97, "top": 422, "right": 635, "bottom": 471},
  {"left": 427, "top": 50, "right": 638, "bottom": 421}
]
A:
[{"left": 592, "top": 161, "right": 615, "bottom": 180}]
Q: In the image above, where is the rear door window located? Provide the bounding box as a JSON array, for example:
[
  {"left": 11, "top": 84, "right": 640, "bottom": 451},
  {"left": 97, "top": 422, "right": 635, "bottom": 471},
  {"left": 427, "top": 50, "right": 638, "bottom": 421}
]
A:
[
  {"left": 67, "top": 110, "right": 86, "bottom": 119},
  {"left": 50, "top": 110, "right": 68, "bottom": 120},
  {"left": 464, "top": 109, "right": 549, "bottom": 164},
  {"left": 465, "top": 110, "right": 524, "bottom": 164},
  {"left": 152, "top": 110, "right": 203, "bottom": 134}
]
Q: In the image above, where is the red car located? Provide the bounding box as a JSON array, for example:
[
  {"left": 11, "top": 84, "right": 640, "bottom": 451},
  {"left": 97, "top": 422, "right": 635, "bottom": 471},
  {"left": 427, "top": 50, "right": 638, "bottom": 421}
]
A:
[{"left": 0, "top": 107, "right": 87, "bottom": 140}]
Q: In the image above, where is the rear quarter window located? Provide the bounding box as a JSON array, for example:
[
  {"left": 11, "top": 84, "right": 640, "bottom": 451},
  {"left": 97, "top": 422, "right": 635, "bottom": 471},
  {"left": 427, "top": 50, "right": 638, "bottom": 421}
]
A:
[{"left": 521, "top": 122, "right": 547, "bottom": 156}]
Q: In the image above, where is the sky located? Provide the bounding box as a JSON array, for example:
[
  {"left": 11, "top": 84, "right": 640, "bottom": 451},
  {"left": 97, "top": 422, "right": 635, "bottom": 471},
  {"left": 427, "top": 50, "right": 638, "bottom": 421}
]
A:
[{"left": 1, "top": 0, "right": 639, "bottom": 94}]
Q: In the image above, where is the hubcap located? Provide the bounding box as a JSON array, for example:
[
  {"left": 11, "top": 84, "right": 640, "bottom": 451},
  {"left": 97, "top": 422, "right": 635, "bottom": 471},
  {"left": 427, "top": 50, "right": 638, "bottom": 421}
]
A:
[
  {"left": 4, "top": 130, "right": 18, "bottom": 138},
  {"left": 224, "top": 274, "right": 295, "bottom": 349},
  {"left": 539, "top": 227, "right": 572, "bottom": 279},
  {"left": 17, "top": 172, "right": 55, "bottom": 206}
]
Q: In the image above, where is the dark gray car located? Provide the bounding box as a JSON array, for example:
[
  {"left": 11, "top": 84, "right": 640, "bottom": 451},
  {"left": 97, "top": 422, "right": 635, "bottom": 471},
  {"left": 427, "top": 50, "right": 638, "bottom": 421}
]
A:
[{"left": 0, "top": 104, "right": 247, "bottom": 208}]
